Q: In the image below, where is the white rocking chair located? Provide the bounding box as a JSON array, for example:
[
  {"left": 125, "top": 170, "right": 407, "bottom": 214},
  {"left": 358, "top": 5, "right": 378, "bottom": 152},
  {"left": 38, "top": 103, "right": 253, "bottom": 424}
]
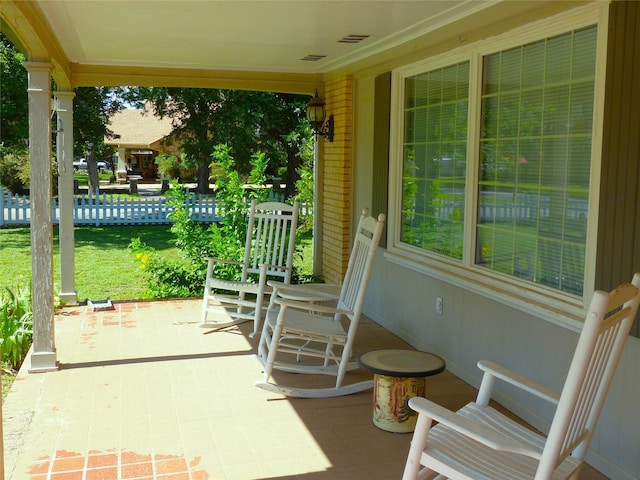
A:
[
  {"left": 255, "top": 208, "right": 385, "bottom": 398},
  {"left": 403, "top": 272, "right": 640, "bottom": 480},
  {"left": 200, "top": 200, "right": 299, "bottom": 336}
]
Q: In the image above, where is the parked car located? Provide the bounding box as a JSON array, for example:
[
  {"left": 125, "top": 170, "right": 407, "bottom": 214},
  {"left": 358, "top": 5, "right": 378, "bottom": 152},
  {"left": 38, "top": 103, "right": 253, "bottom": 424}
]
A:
[{"left": 73, "top": 158, "right": 111, "bottom": 173}]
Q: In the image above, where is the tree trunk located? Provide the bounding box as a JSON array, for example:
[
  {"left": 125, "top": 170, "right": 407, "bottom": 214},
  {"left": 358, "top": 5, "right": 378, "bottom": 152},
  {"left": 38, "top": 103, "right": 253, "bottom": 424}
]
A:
[
  {"left": 87, "top": 147, "right": 100, "bottom": 193},
  {"left": 284, "top": 148, "right": 301, "bottom": 200},
  {"left": 195, "top": 162, "right": 212, "bottom": 194}
]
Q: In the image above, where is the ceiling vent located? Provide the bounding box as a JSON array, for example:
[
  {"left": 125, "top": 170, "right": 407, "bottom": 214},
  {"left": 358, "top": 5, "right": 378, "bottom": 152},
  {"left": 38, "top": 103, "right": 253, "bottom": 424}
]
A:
[
  {"left": 338, "top": 34, "right": 370, "bottom": 44},
  {"left": 302, "top": 55, "right": 327, "bottom": 62}
]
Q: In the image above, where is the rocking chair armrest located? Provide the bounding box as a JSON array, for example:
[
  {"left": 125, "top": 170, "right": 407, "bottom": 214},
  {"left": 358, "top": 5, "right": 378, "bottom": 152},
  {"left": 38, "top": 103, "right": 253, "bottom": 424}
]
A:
[
  {"left": 204, "top": 257, "right": 243, "bottom": 267},
  {"left": 408, "top": 396, "right": 543, "bottom": 460},
  {"left": 273, "top": 296, "right": 351, "bottom": 316},
  {"left": 267, "top": 279, "right": 286, "bottom": 289},
  {"left": 267, "top": 281, "right": 342, "bottom": 302},
  {"left": 477, "top": 360, "right": 560, "bottom": 405}
]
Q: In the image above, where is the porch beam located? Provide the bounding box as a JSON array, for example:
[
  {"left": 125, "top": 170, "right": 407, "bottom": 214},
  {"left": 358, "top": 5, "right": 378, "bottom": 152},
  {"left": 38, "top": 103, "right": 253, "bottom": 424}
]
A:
[
  {"left": 70, "top": 64, "right": 323, "bottom": 95},
  {"left": 25, "top": 61, "right": 58, "bottom": 373}
]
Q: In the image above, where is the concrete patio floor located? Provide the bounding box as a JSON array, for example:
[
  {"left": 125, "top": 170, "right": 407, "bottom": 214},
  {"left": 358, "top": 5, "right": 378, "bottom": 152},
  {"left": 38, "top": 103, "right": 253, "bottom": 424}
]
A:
[{"left": 3, "top": 299, "right": 609, "bottom": 480}]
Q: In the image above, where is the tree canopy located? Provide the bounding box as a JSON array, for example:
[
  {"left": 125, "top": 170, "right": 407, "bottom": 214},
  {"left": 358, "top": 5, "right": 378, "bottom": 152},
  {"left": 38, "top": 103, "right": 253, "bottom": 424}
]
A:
[
  {"left": 131, "top": 87, "right": 311, "bottom": 195},
  {"left": 1, "top": 32, "right": 314, "bottom": 198},
  {"left": 0, "top": 33, "right": 28, "bottom": 151}
]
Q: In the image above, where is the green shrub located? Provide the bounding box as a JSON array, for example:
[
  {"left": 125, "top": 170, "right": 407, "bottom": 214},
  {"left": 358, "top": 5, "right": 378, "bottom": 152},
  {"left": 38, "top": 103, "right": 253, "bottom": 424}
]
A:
[
  {"left": 129, "top": 182, "right": 221, "bottom": 298},
  {"left": 0, "top": 147, "right": 61, "bottom": 194},
  {"left": 155, "top": 153, "right": 197, "bottom": 182},
  {"left": 291, "top": 133, "right": 315, "bottom": 234},
  {"left": 130, "top": 144, "right": 274, "bottom": 298},
  {"left": 0, "top": 285, "right": 33, "bottom": 370},
  {"left": 129, "top": 238, "right": 206, "bottom": 298},
  {"left": 293, "top": 160, "right": 314, "bottom": 234},
  {"left": 0, "top": 149, "right": 29, "bottom": 193}
]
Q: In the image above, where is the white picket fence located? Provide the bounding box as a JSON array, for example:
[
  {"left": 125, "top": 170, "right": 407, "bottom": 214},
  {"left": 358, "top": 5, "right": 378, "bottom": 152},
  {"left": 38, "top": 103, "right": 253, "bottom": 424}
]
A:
[{"left": 0, "top": 188, "right": 272, "bottom": 226}]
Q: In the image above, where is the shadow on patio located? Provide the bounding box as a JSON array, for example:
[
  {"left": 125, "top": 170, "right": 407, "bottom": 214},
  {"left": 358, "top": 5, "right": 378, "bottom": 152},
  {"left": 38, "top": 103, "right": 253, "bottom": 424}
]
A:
[{"left": 3, "top": 299, "right": 608, "bottom": 479}]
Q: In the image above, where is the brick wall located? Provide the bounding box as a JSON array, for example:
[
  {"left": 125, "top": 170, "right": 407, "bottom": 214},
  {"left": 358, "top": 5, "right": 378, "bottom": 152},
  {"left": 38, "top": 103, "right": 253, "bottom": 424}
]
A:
[{"left": 321, "top": 77, "right": 353, "bottom": 284}]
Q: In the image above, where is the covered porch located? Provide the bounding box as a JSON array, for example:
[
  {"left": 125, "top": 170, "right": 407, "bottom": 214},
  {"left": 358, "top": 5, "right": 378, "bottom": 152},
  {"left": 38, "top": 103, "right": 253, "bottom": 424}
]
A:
[
  {"left": 3, "top": 299, "right": 607, "bottom": 480},
  {"left": 2, "top": 1, "right": 640, "bottom": 478}
]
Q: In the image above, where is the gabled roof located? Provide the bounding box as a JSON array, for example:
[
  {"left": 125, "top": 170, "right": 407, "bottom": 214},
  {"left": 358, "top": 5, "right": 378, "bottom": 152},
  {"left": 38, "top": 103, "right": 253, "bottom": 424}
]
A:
[{"left": 105, "top": 108, "right": 174, "bottom": 148}]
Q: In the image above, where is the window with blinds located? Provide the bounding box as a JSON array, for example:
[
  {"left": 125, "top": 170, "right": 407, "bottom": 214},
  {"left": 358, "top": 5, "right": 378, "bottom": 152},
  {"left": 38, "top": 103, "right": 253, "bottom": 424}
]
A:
[
  {"left": 396, "top": 23, "right": 598, "bottom": 298},
  {"left": 477, "top": 27, "right": 596, "bottom": 295},
  {"left": 401, "top": 62, "right": 469, "bottom": 259}
]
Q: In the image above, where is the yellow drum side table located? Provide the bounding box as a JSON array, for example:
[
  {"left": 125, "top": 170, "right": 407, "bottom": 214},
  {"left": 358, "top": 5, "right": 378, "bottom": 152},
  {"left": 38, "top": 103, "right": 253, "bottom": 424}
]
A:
[{"left": 358, "top": 349, "right": 445, "bottom": 433}]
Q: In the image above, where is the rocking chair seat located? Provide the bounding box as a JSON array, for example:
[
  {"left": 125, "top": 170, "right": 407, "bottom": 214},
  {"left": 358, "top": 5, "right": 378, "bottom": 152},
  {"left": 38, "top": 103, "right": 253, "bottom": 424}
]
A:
[
  {"left": 260, "top": 309, "right": 353, "bottom": 378},
  {"left": 267, "top": 282, "right": 342, "bottom": 303},
  {"left": 269, "top": 309, "right": 348, "bottom": 340},
  {"left": 210, "top": 278, "right": 266, "bottom": 296},
  {"left": 411, "top": 398, "right": 580, "bottom": 480}
]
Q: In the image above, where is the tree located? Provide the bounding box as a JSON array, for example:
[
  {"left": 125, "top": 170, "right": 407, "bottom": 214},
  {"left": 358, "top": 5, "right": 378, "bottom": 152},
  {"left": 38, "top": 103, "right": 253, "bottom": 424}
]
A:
[
  {"left": 208, "top": 90, "right": 310, "bottom": 198},
  {"left": 0, "top": 34, "right": 31, "bottom": 193},
  {"left": 131, "top": 87, "right": 310, "bottom": 195},
  {"left": 0, "top": 33, "right": 28, "bottom": 151},
  {"left": 73, "top": 87, "right": 124, "bottom": 191}
]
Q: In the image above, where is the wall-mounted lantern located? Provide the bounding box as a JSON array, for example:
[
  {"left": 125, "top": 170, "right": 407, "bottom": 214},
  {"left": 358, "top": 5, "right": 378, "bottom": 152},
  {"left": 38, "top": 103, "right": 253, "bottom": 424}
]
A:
[{"left": 306, "top": 89, "right": 334, "bottom": 142}]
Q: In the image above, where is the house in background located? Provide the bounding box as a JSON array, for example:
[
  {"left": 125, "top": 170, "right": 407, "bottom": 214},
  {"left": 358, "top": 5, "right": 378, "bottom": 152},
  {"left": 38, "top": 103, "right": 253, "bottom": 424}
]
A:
[{"left": 104, "top": 105, "right": 178, "bottom": 180}]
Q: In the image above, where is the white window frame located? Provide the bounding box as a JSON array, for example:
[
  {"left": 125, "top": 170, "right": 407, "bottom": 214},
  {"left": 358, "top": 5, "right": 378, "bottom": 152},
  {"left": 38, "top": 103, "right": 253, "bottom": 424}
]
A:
[{"left": 385, "top": 4, "right": 609, "bottom": 329}]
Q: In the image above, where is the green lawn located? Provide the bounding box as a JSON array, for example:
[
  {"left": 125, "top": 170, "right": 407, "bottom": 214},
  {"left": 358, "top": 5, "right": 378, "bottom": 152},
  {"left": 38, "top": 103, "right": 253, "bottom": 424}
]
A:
[
  {"left": 73, "top": 171, "right": 114, "bottom": 186},
  {"left": 0, "top": 225, "right": 179, "bottom": 302},
  {"left": 0, "top": 224, "right": 314, "bottom": 303}
]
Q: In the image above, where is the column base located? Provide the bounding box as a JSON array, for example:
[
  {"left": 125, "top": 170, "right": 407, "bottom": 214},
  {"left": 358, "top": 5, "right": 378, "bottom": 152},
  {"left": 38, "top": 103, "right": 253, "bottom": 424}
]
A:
[
  {"left": 28, "top": 351, "right": 59, "bottom": 373},
  {"left": 58, "top": 291, "right": 78, "bottom": 305}
]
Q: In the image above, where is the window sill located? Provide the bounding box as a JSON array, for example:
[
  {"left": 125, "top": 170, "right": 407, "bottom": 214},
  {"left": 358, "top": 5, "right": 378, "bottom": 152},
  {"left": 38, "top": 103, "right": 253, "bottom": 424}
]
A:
[{"left": 384, "top": 246, "right": 587, "bottom": 334}]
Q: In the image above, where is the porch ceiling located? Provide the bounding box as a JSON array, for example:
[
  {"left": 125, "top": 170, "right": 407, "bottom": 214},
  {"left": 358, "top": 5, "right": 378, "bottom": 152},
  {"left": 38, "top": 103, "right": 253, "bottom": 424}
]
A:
[
  {"left": 2, "top": 0, "right": 497, "bottom": 90},
  {"left": 38, "top": 0, "right": 489, "bottom": 73}
]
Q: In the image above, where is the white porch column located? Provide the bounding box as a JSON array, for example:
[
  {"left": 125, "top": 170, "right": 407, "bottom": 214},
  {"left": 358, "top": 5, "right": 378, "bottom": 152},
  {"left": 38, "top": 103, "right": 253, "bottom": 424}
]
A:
[
  {"left": 117, "top": 146, "right": 127, "bottom": 171},
  {"left": 55, "top": 91, "right": 77, "bottom": 304},
  {"left": 24, "top": 62, "right": 58, "bottom": 372}
]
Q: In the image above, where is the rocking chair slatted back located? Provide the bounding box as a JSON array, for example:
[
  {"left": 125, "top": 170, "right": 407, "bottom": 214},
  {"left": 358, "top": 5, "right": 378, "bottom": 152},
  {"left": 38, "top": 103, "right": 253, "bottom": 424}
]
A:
[
  {"left": 338, "top": 213, "right": 383, "bottom": 315},
  {"left": 245, "top": 201, "right": 299, "bottom": 282},
  {"left": 541, "top": 278, "right": 640, "bottom": 476},
  {"left": 201, "top": 200, "right": 299, "bottom": 336}
]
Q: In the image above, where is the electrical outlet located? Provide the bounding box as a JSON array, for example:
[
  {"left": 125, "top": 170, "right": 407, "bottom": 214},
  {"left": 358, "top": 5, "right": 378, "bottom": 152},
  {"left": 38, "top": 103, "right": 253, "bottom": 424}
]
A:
[{"left": 435, "top": 296, "right": 443, "bottom": 314}]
